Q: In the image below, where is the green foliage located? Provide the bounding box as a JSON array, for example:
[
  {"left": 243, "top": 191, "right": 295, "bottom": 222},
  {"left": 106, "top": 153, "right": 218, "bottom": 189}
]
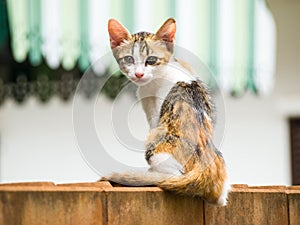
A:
[{"left": 102, "top": 72, "right": 129, "bottom": 99}]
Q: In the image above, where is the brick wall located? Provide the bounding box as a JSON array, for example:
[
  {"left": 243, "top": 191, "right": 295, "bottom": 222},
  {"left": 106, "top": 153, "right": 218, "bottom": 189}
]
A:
[{"left": 0, "top": 182, "right": 299, "bottom": 225}]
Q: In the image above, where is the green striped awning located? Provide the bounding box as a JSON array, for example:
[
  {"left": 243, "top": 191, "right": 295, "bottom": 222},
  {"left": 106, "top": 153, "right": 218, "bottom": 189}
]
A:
[{"left": 5, "top": 0, "right": 276, "bottom": 95}]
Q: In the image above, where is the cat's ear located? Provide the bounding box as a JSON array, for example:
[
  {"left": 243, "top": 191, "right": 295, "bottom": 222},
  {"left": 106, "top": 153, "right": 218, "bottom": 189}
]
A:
[
  {"left": 155, "top": 18, "right": 176, "bottom": 43},
  {"left": 108, "top": 19, "right": 131, "bottom": 49}
]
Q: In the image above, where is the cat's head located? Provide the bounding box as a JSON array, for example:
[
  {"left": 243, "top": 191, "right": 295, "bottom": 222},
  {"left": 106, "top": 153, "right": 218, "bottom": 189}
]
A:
[{"left": 108, "top": 18, "right": 176, "bottom": 85}]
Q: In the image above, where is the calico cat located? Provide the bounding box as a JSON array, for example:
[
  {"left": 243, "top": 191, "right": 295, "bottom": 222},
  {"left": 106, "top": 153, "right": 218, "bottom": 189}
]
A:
[{"left": 103, "top": 18, "right": 230, "bottom": 205}]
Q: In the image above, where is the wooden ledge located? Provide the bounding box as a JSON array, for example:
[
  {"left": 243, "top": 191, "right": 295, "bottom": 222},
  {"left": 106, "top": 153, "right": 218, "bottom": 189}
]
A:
[
  {"left": 0, "top": 182, "right": 299, "bottom": 225},
  {"left": 0, "top": 181, "right": 113, "bottom": 192}
]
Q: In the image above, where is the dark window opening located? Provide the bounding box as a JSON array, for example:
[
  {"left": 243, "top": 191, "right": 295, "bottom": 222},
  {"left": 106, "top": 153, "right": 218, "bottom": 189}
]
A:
[{"left": 290, "top": 118, "right": 300, "bottom": 185}]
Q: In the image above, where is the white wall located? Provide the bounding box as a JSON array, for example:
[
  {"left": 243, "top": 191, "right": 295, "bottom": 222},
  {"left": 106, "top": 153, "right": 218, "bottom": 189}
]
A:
[
  {"left": 0, "top": 98, "right": 99, "bottom": 183},
  {"left": 223, "top": 94, "right": 291, "bottom": 185},
  {"left": 1, "top": 0, "right": 300, "bottom": 185}
]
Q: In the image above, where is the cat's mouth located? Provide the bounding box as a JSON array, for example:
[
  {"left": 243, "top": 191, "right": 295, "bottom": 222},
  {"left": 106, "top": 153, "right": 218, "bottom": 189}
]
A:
[{"left": 131, "top": 77, "right": 153, "bottom": 86}]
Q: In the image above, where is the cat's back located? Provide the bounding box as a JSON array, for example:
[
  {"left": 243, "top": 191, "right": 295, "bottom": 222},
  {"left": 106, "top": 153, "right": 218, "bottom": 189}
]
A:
[
  {"left": 146, "top": 80, "right": 216, "bottom": 171},
  {"left": 160, "top": 80, "right": 215, "bottom": 125}
]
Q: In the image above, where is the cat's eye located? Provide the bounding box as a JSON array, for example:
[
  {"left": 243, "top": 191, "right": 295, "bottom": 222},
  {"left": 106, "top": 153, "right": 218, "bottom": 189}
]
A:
[
  {"left": 123, "top": 56, "right": 134, "bottom": 64},
  {"left": 145, "top": 56, "right": 158, "bottom": 65}
]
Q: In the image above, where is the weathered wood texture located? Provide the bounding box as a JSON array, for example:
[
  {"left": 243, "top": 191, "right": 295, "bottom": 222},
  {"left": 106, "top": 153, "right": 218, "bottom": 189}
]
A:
[
  {"left": 287, "top": 186, "right": 300, "bottom": 225},
  {"left": 0, "top": 182, "right": 299, "bottom": 225},
  {"left": 205, "top": 185, "right": 289, "bottom": 225},
  {"left": 106, "top": 187, "right": 203, "bottom": 225},
  {"left": 0, "top": 182, "right": 107, "bottom": 225}
]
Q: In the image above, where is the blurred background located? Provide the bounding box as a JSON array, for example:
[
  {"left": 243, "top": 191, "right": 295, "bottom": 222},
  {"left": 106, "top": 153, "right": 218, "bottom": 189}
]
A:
[{"left": 0, "top": 0, "right": 299, "bottom": 186}]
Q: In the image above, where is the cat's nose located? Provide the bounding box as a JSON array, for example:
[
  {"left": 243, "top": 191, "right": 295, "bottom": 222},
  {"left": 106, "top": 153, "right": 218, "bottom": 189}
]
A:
[{"left": 135, "top": 73, "right": 144, "bottom": 79}]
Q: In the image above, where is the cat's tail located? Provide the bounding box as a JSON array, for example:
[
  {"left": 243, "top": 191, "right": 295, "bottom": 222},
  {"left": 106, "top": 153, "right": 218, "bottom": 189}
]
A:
[
  {"left": 101, "top": 166, "right": 230, "bottom": 206},
  {"left": 100, "top": 171, "right": 171, "bottom": 186},
  {"left": 157, "top": 165, "right": 231, "bottom": 206}
]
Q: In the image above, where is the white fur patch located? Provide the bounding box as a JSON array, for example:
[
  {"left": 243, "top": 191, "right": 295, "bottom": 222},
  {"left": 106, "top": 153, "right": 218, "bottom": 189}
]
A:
[
  {"left": 163, "top": 62, "right": 193, "bottom": 84},
  {"left": 217, "top": 179, "right": 231, "bottom": 206},
  {"left": 148, "top": 153, "right": 183, "bottom": 176},
  {"left": 203, "top": 111, "right": 212, "bottom": 121},
  {"left": 133, "top": 42, "right": 142, "bottom": 63}
]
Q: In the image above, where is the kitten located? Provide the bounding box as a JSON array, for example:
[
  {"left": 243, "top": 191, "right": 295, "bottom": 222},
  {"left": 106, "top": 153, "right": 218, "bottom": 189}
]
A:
[{"left": 103, "top": 18, "right": 230, "bottom": 205}]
